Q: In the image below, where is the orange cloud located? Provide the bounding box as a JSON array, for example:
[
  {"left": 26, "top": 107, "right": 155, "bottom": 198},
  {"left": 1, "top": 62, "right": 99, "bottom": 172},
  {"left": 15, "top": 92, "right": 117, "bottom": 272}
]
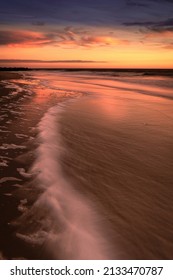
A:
[
  {"left": 0, "top": 30, "right": 54, "bottom": 47},
  {"left": 145, "top": 30, "right": 173, "bottom": 39},
  {"left": 0, "top": 27, "right": 129, "bottom": 49},
  {"left": 76, "top": 36, "right": 129, "bottom": 47}
]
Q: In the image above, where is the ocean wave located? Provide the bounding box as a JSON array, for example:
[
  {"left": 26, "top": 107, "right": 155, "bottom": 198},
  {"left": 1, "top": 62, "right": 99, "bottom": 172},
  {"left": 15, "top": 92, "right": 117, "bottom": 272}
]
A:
[{"left": 16, "top": 102, "right": 111, "bottom": 259}]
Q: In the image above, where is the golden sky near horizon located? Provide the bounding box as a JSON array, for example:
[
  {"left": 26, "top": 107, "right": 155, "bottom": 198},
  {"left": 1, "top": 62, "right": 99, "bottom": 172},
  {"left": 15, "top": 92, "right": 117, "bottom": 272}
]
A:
[{"left": 1, "top": 0, "right": 173, "bottom": 68}]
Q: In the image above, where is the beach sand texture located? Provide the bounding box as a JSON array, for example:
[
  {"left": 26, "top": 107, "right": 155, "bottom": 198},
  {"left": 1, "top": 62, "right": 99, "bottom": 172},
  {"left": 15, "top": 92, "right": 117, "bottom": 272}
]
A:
[{"left": 0, "top": 70, "right": 173, "bottom": 259}]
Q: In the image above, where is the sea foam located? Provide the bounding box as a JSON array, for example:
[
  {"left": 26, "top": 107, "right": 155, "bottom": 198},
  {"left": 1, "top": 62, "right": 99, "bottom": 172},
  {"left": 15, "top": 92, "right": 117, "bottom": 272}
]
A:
[{"left": 17, "top": 103, "right": 110, "bottom": 259}]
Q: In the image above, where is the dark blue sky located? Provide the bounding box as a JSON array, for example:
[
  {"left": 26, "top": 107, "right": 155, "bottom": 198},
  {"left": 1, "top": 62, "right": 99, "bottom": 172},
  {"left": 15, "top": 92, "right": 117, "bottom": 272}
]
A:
[{"left": 1, "top": 0, "right": 173, "bottom": 28}]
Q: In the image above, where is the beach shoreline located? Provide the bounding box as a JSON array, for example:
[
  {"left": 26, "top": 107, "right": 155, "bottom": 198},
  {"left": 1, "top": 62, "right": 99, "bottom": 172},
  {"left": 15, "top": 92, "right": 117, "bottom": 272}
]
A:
[
  {"left": 0, "top": 72, "right": 49, "bottom": 259},
  {"left": 0, "top": 70, "right": 173, "bottom": 259}
]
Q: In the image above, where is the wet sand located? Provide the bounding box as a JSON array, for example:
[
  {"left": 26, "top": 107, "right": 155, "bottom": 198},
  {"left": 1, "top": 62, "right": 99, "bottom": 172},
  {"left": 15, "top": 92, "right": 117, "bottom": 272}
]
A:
[
  {"left": 0, "top": 72, "right": 44, "bottom": 259},
  {"left": 58, "top": 77, "right": 173, "bottom": 259},
  {"left": 0, "top": 71, "right": 173, "bottom": 259}
]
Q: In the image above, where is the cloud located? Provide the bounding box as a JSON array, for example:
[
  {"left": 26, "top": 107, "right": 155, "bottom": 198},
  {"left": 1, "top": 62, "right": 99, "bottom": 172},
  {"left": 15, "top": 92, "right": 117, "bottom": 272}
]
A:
[
  {"left": 126, "top": 0, "right": 149, "bottom": 8},
  {"left": 123, "top": 17, "right": 173, "bottom": 38},
  {"left": 123, "top": 15, "right": 173, "bottom": 49},
  {"left": 148, "top": 18, "right": 173, "bottom": 34},
  {"left": 0, "top": 0, "right": 164, "bottom": 28},
  {"left": 124, "top": 20, "right": 156, "bottom": 27},
  {"left": 152, "top": 0, "right": 173, "bottom": 3},
  {"left": 59, "top": 32, "right": 129, "bottom": 47},
  {"left": 0, "top": 0, "right": 173, "bottom": 33},
  {"left": 163, "top": 43, "right": 173, "bottom": 49},
  {"left": 0, "top": 59, "right": 105, "bottom": 63},
  {"left": 0, "top": 27, "right": 129, "bottom": 48},
  {"left": 32, "top": 21, "right": 46, "bottom": 26},
  {"left": 124, "top": 17, "right": 173, "bottom": 28},
  {"left": 145, "top": 30, "right": 173, "bottom": 39},
  {"left": 86, "top": 36, "right": 129, "bottom": 46},
  {"left": 0, "top": 30, "right": 55, "bottom": 47}
]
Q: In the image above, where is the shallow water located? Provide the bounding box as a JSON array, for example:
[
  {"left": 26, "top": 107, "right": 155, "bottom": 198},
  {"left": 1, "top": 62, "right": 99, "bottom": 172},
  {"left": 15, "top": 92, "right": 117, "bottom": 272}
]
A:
[{"left": 0, "top": 71, "right": 173, "bottom": 259}]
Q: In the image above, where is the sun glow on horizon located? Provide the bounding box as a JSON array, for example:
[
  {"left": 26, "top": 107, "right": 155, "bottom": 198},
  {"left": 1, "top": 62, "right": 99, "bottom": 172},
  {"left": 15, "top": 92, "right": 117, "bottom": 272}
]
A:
[
  {"left": 1, "top": 0, "right": 173, "bottom": 69},
  {"left": 1, "top": 21, "right": 173, "bottom": 69}
]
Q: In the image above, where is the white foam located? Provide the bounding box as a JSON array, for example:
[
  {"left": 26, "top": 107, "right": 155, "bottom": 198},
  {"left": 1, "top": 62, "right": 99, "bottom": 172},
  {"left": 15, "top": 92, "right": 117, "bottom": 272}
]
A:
[
  {"left": 4, "top": 193, "right": 12, "bottom": 196},
  {"left": 0, "top": 126, "right": 8, "bottom": 129},
  {"left": 10, "top": 110, "right": 25, "bottom": 116},
  {"left": 1, "top": 114, "right": 8, "bottom": 118},
  {"left": 0, "top": 114, "right": 8, "bottom": 121},
  {"left": 18, "top": 199, "right": 28, "bottom": 213},
  {"left": 3, "top": 81, "right": 23, "bottom": 95},
  {"left": 17, "top": 168, "right": 36, "bottom": 178},
  {"left": 0, "top": 155, "right": 12, "bottom": 160},
  {"left": 21, "top": 103, "right": 111, "bottom": 260},
  {"left": 0, "top": 177, "right": 22, "bottom": 183},
  {"left": 0, "top": 129, "right": 10, "bottom": 133},
  {"left": 15, "top": 133, "right": 28, "bottom": 139},
  {"left": 0, "top": 160, "right": 8, "bottom": 167},
  {"left": 0, "top": 144, "right": 26, "bottom": 150},
  {"left": 16, "top": 231, "right": 47, "bottom": 246},
  {"left": 13, "top": 184, "right": 23, "bottom": 188}
]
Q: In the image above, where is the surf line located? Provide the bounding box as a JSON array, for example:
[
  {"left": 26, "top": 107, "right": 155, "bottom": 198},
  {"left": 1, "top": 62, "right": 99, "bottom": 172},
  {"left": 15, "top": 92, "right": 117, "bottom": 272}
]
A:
[{"left": 29, "top": 101, "right": 111, "bottom": 259}]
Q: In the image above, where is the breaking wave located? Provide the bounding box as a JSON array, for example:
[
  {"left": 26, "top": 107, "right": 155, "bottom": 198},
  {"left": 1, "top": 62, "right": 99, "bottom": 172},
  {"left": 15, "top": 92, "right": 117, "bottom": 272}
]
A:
[{"left": 16, "top": 102, "right": 111, "bottom": 259}]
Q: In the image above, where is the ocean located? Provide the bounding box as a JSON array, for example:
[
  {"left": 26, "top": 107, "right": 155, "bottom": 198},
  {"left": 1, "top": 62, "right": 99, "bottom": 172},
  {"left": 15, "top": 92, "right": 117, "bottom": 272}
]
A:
[{"left": 0, "top": 70, "right": 173, "bottom": 260}]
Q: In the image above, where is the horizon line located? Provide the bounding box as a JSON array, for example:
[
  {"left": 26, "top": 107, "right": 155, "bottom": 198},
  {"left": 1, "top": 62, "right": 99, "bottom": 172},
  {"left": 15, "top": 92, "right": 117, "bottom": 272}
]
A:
[{"left": 0, "top": 67, "right": 173, "bottom": 70}]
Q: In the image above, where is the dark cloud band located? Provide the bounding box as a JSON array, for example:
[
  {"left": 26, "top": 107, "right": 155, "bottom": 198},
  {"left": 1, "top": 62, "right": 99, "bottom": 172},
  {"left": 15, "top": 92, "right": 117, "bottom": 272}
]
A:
[{"left": 0, "top": 59, "right": 106, "bottom": 63}]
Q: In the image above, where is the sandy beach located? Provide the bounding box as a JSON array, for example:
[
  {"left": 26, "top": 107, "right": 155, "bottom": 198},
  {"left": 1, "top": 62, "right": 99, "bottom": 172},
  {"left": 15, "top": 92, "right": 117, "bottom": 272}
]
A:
[{"left": 0, "top": 70, "right": 173, "bottom": 259}]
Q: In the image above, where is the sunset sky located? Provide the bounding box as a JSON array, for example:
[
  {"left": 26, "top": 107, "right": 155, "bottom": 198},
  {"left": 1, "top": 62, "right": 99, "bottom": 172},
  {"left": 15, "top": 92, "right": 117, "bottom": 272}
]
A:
[{"left": 0, "top": 0, "right": 173, "bottom": 68}]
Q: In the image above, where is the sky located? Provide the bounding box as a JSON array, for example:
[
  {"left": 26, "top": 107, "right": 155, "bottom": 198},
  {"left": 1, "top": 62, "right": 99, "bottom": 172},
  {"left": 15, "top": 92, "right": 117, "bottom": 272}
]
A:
[{"left": 0, "top": 0, "right": 173, "bottom": 68}]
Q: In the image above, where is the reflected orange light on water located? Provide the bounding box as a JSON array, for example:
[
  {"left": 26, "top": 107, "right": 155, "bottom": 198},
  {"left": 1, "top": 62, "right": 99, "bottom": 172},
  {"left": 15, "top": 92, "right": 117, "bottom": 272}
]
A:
[
  {"left": 96, "top": 97, "right": 128, "bottom": 120},
  {"left": 33, "top": 86, "right": 54, "bottom": 104}
]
